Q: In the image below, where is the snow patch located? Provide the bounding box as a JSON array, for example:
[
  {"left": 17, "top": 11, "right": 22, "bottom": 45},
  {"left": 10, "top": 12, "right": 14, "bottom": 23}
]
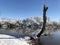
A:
[{"left": 0, "top": 34, "right": 30, "bottom": 45}]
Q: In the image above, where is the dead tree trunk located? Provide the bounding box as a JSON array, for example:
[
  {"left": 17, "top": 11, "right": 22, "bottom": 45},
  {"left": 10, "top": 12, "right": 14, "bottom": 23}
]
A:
[
  {"left": 37, "top": 5, "right": 48, "bottom": 37},
  {"left": 29, "top": 5, "right": 48, "bottom": 45}
]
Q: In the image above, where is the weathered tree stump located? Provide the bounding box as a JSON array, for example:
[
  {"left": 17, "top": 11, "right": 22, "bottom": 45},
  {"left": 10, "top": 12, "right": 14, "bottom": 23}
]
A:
[{"left": 37, "top": 5, "right": 48, "bottom": 37}]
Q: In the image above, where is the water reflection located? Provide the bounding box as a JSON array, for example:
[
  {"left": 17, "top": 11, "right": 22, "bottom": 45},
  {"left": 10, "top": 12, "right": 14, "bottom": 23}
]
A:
[
  {"left": 0, "top": 28, "right": 60, "bottom": 45},
  {"left": 0, "top": 28, "right": 41, "bottom": 38},
  {"left": 41, "top": 31, "right": 60, "bottom": 45}
]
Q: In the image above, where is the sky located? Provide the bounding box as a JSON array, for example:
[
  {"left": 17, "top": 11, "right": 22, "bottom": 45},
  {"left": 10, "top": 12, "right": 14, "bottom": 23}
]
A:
[{"left": 0, "top": 0, "right": 60, "bottom": 21}]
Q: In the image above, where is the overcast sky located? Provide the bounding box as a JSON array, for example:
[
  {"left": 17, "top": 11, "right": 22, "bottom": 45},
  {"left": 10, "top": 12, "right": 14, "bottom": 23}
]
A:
[{"left": 0, "top": 0, "right": 60, "bottom": 21}]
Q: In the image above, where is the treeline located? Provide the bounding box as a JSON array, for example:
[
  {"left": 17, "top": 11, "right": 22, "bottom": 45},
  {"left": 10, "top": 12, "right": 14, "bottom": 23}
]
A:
[
  {"left": 0, "top": 18, "right": 60, "bottom": 30},
  {"left": 0, "top": 18, "right": 42, "bottom": 29}
]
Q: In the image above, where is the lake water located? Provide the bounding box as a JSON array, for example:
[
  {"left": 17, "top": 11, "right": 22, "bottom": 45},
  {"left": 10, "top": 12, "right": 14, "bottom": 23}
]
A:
[
  {"left": 40, "top": 31, "right": 60, "bottom": 45},
  {"left": 0, "top": 29, "right": 60, "bottom": 45}
]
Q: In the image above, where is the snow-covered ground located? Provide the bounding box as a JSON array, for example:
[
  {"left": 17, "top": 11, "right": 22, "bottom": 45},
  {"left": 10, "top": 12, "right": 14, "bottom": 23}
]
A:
[
  {"left": 0, "top": 28, "right": 41, "bottom": 45},
  {"left": 0, "top": 34, "right": 30, "bottom": 45}
]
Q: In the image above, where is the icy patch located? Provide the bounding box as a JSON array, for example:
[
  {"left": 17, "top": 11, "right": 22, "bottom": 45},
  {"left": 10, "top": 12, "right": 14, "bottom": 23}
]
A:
[
  {"left": 0, "top": 34, "right": 16, "bottom": 38},
  {"left": 0, "top": 34, "right": 30, "bottom": 45},
  {"left": 0, "top": 39, "right": 29, "bottom": 45}
]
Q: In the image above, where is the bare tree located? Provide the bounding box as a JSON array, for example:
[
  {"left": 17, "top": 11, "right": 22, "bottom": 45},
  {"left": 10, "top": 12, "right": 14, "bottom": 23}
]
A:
[
  {"left": 37, "top": 5, "right": 48, "bottom": 37},
  {"left": 28, "top": 5, "right": 48, "bottom": 45},
  {"left": 30, "top": 5, "right": 48, "bottom": 40}
]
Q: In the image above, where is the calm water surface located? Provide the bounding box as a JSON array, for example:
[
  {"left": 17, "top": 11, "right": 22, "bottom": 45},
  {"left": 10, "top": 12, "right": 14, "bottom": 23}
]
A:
[
  {"left": 0, "top": 28, "right": 60, "bottom": 45},
  {"left": 41, "top": 31, "right": 60, "bottom": 45}
]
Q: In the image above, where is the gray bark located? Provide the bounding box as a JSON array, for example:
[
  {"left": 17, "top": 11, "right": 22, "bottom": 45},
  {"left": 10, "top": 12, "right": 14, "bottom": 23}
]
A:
[{"left": 37, "top": 5, "right": 48, "bottom": 37}]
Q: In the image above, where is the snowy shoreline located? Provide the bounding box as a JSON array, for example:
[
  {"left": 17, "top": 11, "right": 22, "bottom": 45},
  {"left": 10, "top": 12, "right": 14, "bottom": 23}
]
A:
[{"left": 0, "top": 34, "right": 31, "bottom": 45}]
